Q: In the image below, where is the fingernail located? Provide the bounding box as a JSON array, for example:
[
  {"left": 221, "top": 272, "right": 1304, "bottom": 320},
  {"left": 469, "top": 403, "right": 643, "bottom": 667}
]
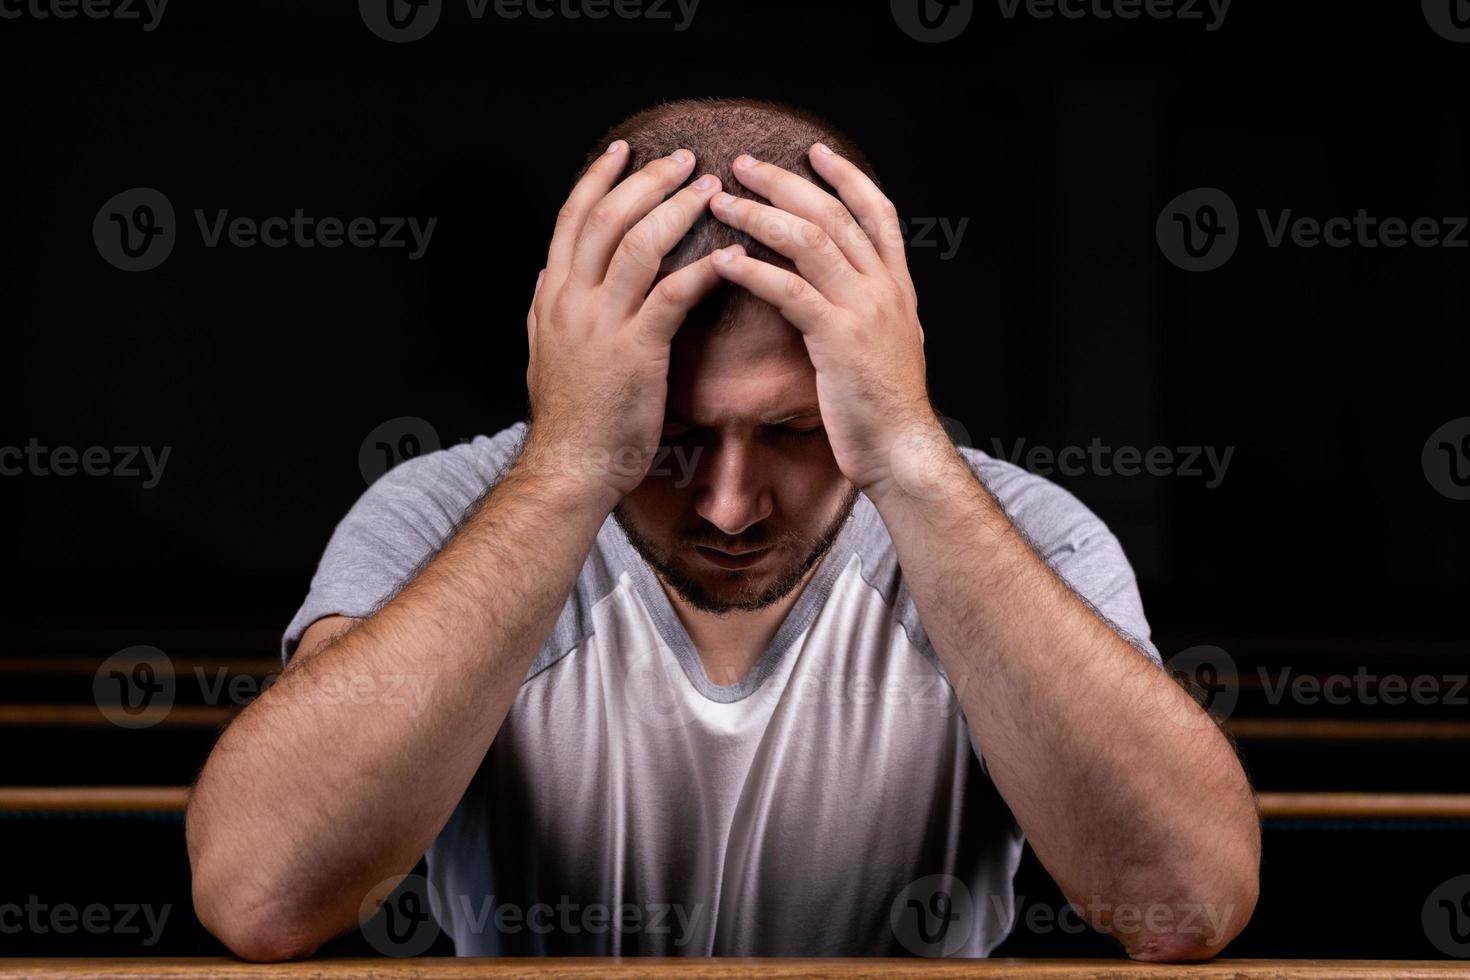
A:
[
  {"left": 606, "top": 140, "right": 625, "bottom": 155},
  {"left": 536, "top": 268, "right": 546, "bottom": 288},
  {"left": 692, "top": 174, "right": 717, "bottom": 191},
  {"left": 670, "top": 148, "right": 693, "bottom": 164},
  {"left": 814, "top": 142, "right": 835, "bottom": 156},
  {"left": 734, "top": 154, "right": 756, "bottom": 168},
  {"left": 712, "top": 191, "right": 735, "bottom": 207}
]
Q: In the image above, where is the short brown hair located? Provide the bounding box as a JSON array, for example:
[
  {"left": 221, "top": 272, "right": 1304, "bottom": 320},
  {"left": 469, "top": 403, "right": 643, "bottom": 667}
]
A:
[{"left": 576, "top": 98, "right": 881, "bottom": 330}]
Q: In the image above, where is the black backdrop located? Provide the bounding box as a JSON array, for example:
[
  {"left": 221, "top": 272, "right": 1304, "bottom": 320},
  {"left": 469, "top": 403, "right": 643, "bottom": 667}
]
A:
[{"left": 2, "top": 0, "right": 1469, "bottom": 961}]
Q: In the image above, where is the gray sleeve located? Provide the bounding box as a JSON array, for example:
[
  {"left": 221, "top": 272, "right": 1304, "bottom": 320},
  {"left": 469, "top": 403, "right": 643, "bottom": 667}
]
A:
[
  {"left": 280, "top": 422, "right": 529, "bottom": 665},
  {"left": 957, "top": 446, "right": 1162, "bottom": 667},
  {"left": 949, "top": 447, "right": 1164, "bottom": 774}
]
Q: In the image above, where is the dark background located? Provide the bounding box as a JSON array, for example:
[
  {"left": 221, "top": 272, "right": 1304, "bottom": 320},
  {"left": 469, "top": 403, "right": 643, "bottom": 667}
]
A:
[{"left": 1, "top": 0, "right": 1467, "bottom": 962}]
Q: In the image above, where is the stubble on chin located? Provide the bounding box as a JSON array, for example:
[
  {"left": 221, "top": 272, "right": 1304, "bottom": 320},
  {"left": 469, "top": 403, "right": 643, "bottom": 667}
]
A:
[{"left": 612, "top": 484, "right": 860, "bottom": 614}]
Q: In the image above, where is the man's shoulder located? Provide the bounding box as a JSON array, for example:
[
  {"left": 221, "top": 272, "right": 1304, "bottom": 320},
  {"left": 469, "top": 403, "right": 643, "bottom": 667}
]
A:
[
  {"left": 365, "top": 420, "right": 529, "bottom": 504},
  {"left": 954, "top": 443, "right": 1112, "bottom": 545},
  {"left": 953, "top": 443, "right": 1162, "bottom": 663}
]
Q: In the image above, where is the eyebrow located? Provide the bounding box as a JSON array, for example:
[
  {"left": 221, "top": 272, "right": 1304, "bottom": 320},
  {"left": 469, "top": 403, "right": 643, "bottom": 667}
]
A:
[{"left": 666, "top": 404, "right": 822, "bottom": 427}]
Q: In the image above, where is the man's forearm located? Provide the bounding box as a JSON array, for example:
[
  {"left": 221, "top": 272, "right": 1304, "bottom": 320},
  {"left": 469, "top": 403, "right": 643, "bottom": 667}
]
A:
[
  {"left": 868, "top": 449, "right": 1259, "bottom": 961},
  {"left": 187, "top": 443, "right": 618, "bottom": 960}
]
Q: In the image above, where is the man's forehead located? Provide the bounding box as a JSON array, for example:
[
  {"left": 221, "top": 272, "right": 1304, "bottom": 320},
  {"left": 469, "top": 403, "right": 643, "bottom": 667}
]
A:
[{"left": 666, "top": 310, "right": 817, "bottom": 425}]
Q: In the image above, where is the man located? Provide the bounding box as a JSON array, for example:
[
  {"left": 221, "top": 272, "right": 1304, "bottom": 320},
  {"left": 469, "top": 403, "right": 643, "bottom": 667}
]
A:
[{"left": 186, "top": 98, "right": 1260, "bottom": 961}]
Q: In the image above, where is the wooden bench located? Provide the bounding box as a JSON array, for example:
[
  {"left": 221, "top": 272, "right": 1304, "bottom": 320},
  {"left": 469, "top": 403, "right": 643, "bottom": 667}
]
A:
[{"left": 7, "top": 787, "right": 1470, "bottom": 820}]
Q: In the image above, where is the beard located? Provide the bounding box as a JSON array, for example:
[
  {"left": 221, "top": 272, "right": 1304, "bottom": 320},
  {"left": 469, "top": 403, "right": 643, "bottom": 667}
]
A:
[{"left": 613, "top": 483, "right": 861, "bottom": 614}]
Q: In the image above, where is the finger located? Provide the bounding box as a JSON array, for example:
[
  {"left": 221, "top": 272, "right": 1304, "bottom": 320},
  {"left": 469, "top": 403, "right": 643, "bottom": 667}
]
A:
[
  {"left": 635, "top": 245, "right": 737, "bottom": 346},
  {"left": 546, "top": 140, "right": 630, "bottom": 281},
  {"left": 709, "top": 191, "right": 864, "bottom": 305},
  {"left": 807, "top": 142, "right": 916, "bottom": 298},
  {"left": 569, "top": 148, "right": 698, "bottom": 287},
  {"left": 603, "top": 173, "right": 723, "bottom": 310},
  {"left": 729, "top": 153, "right": 885, "bottom": 276},
  {"left": 708, "top": 250, "right": 837, "bottom": 336}
]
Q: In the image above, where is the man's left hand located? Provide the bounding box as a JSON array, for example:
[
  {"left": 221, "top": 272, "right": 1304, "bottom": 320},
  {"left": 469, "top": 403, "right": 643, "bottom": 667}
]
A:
[{"left": 708, "top": 144, "right": 955, "bottom": 502}]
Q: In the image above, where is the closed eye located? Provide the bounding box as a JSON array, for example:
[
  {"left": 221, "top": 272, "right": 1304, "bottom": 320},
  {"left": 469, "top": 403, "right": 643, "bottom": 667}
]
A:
[{"left": 659, "top": 423, "right": 826, "bottom": 442}]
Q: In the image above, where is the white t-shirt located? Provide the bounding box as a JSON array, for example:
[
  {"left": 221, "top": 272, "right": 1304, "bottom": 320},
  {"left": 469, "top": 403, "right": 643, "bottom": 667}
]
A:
[{"left": 283, "top": 420, "right": 1163, "bottom": 957}]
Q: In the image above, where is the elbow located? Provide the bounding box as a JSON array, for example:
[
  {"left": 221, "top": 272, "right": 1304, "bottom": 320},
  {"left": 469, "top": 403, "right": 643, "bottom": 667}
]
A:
[
  {"left": 1121, "top": 791, "right": 1262, "bottom": 962},
  {"left": 192, "top": 872, "right": 324, "bottom": 962},
  {"left": 1121, "top": 861, "right": 1260, "bottom": 963},
  {"left": 187, "top": 816, "right": 324, "bottom": 962}
]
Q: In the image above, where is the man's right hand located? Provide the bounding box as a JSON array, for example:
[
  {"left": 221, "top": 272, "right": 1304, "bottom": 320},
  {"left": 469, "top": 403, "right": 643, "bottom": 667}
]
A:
[{"left": 521, "top": 140, "right": 734, "bottom": 504}]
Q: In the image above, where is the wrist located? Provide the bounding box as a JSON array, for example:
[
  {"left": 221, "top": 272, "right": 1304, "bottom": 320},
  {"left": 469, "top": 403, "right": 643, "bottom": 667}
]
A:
[
  {"left": 512, "top": 428, "right": 632, "bottom": 514},
  {"left": 862, "top": 415, "right": 969, "bottom": 511}
]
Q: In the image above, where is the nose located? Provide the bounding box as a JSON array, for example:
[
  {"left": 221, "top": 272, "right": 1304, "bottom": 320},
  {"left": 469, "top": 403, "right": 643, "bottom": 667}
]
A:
[{"left": 693, "top": 435, "right": 772, "bottom": 537}]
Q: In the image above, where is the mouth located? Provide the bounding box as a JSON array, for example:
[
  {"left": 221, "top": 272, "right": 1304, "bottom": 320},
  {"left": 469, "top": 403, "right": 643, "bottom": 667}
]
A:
[{"left": 693, "top": 545, "right": 773, "bottom": 570}]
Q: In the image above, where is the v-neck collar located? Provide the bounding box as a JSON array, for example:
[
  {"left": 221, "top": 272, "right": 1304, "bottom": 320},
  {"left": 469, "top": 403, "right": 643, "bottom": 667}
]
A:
[{"left": 609, "top": 502, "right": 868, "bottom": 704}]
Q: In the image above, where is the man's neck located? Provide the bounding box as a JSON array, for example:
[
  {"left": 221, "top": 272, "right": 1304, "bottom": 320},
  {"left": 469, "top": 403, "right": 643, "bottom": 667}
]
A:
[{"left": 660, "top": 562, "right": 820, "bottom": 688}]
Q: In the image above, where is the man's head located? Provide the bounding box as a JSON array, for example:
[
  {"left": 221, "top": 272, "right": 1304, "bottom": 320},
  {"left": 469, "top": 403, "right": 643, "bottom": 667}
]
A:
[{"left": 581, "top": 99, "right": 879, "bottom": 614}]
